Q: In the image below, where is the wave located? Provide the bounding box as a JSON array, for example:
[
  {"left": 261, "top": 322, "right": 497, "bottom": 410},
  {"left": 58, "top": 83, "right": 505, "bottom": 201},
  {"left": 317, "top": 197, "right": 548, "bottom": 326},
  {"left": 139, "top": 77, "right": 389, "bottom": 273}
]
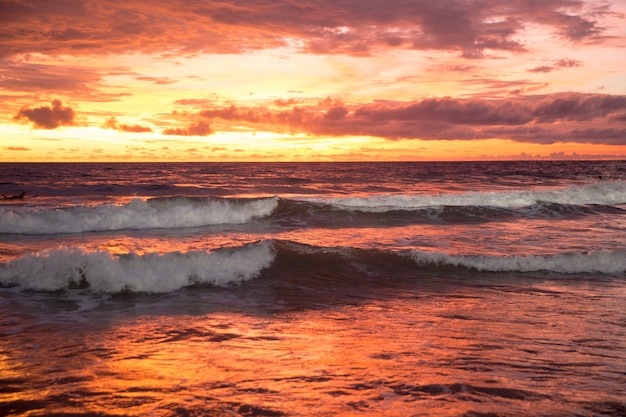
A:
[
  {"left": 1, "top": 240, "right": 623, "bottom": 294},
  {"left": 0, "top": 241, "right": 275, "bottom": 293},
  {"left": 1, "top": 182, "right": 624, "bottom": 235},
  {"left": 313, "top": 180, "right": 626, "bottom": 211},
  {"left": 0, "top": 196, "right": 279, "bottom": 234},
  {"left": 406, "top": 249, "right": 626, "bottom": 275},
  {"left": 272, "top": 181, "right": 626, "bottom": 227},
  {"left": 271, "top": 241, "right": 626, "bottom": 276},
  {"left": 274, "top": 199, "right": 624, "bottom": 228}
]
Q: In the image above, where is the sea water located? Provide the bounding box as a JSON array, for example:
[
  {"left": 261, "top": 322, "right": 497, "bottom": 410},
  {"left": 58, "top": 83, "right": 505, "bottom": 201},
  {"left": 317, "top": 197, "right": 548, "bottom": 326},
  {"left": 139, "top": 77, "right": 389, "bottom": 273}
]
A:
[{"left": 0, "top": 161, "right": 625, "bottom": 416}]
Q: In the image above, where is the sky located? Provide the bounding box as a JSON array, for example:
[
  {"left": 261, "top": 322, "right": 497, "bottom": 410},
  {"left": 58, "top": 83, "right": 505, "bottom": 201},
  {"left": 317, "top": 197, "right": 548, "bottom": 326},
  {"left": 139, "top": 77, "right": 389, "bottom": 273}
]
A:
[{"left": 1, "top": 0, "right": 626, "bottom": 162}]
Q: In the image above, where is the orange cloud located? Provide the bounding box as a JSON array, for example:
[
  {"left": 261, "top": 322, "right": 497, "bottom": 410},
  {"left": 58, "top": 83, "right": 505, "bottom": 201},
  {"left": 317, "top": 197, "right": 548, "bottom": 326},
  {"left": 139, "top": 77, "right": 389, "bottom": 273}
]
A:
[
  {"left": 103, "top": 117, "right": 153, "bottom": 133},
  {"left": 162, "top": 121, "right": 213, "bottom": 136},
  {"left": 528, "top": 58, "right": 583, "bottom": 73},
  {"left": 4, "top": 146, "right": 31, "bottom": 151},
  {"left": 14, "top": 100, "right": 76, "bottom": 129}
]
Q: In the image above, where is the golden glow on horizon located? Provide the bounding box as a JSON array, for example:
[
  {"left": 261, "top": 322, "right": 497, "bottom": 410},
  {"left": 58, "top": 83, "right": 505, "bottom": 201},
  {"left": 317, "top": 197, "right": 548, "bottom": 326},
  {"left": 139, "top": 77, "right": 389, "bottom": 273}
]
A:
[{"left": 3, "top": 122, "right": 623, "bottom": 163}]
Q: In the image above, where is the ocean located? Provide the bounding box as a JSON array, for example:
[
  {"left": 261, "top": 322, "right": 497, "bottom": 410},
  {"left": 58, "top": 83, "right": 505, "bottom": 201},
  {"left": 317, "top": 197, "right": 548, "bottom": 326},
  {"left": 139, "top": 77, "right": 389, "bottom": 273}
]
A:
[{"left": 0, "top": 161, "right": 625, "bottom": 417}]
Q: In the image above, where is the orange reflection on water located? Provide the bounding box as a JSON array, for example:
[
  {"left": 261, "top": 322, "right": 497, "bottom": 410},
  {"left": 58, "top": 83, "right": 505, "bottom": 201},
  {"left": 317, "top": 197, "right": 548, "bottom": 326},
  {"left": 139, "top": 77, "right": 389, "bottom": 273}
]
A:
[{"left": 2, "top": 273, "right": 623, "bottom": 416}]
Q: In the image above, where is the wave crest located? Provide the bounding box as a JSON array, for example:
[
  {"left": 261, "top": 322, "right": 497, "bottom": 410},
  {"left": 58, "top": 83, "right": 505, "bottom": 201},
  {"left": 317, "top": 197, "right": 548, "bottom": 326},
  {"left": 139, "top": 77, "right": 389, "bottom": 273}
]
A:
[
  {"left": 408, "top": 249, "right": 626, "bottom": 275},
  {"left": 1, "top": 240, "right": 623, "bottom": 294},
  {"left": 0, "top": 241, "right": 275, "bottom": 293},
  {"left": 0, "top": 196, "right": 279, "bottom": 234},
  {"left": 318, "top": 181, "right": 626, "bottom": 211}
]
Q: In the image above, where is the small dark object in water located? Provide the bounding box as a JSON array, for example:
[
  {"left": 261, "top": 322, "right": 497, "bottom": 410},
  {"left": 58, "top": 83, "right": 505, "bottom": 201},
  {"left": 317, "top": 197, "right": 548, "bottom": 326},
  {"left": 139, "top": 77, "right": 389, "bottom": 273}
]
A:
[{"left": 2, "top": 191, "right": 27, "bottom": 200}]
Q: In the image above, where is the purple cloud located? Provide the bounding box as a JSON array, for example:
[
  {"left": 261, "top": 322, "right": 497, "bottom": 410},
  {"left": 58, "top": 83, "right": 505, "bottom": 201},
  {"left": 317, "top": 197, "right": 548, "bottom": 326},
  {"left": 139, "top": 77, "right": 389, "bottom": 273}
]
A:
[{"left": 191, "top": 92, "right": 626, "bottom": 144}]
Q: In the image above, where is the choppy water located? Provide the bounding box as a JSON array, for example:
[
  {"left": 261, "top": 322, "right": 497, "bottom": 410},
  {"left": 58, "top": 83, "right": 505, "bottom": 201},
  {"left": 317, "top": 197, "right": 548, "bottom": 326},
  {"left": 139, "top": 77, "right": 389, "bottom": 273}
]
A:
[{"left": 1, "top": 161, "right": 625, "bottom": 416}]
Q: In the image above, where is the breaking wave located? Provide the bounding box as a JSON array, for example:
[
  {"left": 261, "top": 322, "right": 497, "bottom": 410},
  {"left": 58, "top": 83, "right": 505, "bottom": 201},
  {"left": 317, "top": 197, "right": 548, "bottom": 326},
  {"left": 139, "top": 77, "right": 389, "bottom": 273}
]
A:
[
  {"left": 0, "top": 196, "right": 279, "bottom": 234},
  {"left": 315, "top": 180, "right": 626, "bottom": 211},
  {"left": 0, "top": 241, "right": 275, "bottom": 293},
  {"left": 1, "top": 240, "right": 623, "bottom": 294}
]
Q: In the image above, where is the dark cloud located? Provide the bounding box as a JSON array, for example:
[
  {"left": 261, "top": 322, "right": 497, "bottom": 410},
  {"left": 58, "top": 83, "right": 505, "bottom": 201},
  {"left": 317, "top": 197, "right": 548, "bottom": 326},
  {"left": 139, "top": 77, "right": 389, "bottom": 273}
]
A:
[
  {"left": 193, "top": 93, "right": 626, "bottom": 144},
  {"left": 566, "top": 127, "right": 626, "bottom": 145},
  {"left": 325, "top": 106, "right": 348, "bottom": 121},
  {"left": 528, "top": 65, "right": 554, "bottom": 73},
  {"left": 103, "top": 117, "right": 153, "bottom": 133},
  {"left": 14, "top": 100, "right": 76, "bottom": 129},
  {"left": 555, "top": 59, "right": 583, "bottom": 68},
  {"left": 0, "top": 1, "right": 618, "bottom": 58},
  {"left": 531, "top": 94, "right": 626, "bottom": 122},
  {"left": 609, "top": 112, "right": 626, "bottom": 122},
  {"left": 162, "top": 120, "right": 213, "bottom": 136},
  {"left": 528, "top": 58, "right": 583, "bottom": 73},
  {"left": 352, "top": 98, "right": 534, "bottom": 126}
]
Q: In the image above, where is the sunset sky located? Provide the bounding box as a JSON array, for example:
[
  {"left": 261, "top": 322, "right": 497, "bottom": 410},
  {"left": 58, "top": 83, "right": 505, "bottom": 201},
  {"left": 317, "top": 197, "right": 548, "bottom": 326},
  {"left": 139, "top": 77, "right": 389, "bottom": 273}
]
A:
[{"left": 1, "top": 0, "right": 626, "bottom": 161}]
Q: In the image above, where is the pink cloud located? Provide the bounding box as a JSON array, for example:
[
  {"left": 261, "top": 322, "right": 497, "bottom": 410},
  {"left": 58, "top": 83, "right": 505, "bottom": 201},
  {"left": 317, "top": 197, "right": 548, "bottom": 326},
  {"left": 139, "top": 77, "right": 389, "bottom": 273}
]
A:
[{"left": 528, "top": 58, "right": 583, "bottom": 73}]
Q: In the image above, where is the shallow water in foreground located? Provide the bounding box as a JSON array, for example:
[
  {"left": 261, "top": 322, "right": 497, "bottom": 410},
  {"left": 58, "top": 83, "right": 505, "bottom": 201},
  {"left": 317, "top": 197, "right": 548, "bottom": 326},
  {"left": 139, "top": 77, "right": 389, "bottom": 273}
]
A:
[{"left": 2, "top": 271, "right": 625, "bottom": 417}]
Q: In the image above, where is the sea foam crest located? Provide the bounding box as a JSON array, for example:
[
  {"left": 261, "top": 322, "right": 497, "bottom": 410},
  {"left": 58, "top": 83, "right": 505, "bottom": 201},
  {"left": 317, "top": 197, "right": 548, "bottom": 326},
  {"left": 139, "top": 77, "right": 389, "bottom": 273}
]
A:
[
  {"left": 409, "top": 249, "right": 626, "bottom": 275},
  {"left": 0, "top": 241, "right": 275, "bottom": 293},
  {"left": 0, "top": 196, "right": 278, "bottom": 234},
  {"left": 323, "top": 181, "right": 626, "bottom": 211}
]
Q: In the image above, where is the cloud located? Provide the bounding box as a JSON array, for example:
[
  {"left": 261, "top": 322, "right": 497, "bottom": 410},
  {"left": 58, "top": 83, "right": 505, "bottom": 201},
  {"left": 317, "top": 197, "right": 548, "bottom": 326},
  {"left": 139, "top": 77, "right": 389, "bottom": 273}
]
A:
[
  {"left": 0, "top": 61, "right": 96, "bottom": 92},
  {"left": 325, "top": 106, "right": 348, "bottom": 121},
  {"left": 0, "top": 60, "right": 130, "bottom": 103},
  {"left": 14, "top": 100, "right": 76, "bottom": 129},
  {"left": 4, "top": 146, "right": 31, "bottom": 151},
  {"left": 103, "top": 117, "right": 153, "bottom": 133},
  {"left": 193, "top": 93, "right": 626, "bottom": 144},
  {"left": 162, "top": 121, "right": 213, "bottom": 136},
  {"left": 528, "top": 58, "right": 583, "bottom": 73},
  {"left": 531, "top": 94, "right": 626, "bottom": 122},
  {"left": 458, "top": 77, "right": 550, "bottom": 97},
  {"left": 135, "top": 76, "right": 178, "bottom": 85},
  {"left": 274, "top": 98, "right": 303, "bottom": 107},
  {"left": 0, "top": 1, "right": 619, "bottom": 58}
]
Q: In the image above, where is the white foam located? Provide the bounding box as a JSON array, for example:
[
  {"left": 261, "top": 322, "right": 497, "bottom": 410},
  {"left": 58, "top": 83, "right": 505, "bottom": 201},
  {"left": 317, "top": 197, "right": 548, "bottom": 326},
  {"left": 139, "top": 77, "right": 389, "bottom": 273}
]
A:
[
  {"left": 319, "top": 181, "right": 626, "bottom": 212},
  {"left": 0, "top": 241, "right": 275, "bottom": 293},
  {"left": 408, "top": 249, "right": 626, "bottom": 275},
  {"left": 0, "top": 196, "right": 278, "bottom": 234}
]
